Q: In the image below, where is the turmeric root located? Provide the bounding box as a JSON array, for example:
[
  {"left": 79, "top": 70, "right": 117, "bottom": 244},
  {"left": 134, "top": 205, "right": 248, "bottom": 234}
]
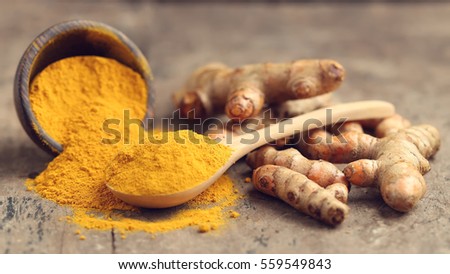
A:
[
  {"left": 298, "top": 121, "right": 372, "bottom": 163},
  {"left": 275, "top": 93, "right": 334, "bottom": 118},
  {"left": 253, "top": 165, "right": 349, "bottom": 225},
  {"left": 174, "top": 60, "right": 345, "bottom": 120},
  {"left": 359, "top": 114, "right": 411, "bottom": 138},
  {"left": 247, "top": 146, "right": 350, "bottom": 203},
  {"left": 204, "top": 109, "right": 291, "bottom": 147},
  {"left": 298, "top": 115, "right": 411, "bottom": 159},
  {"left": 344, "top": 125, "right": 440, "bottom": 212},
  {"left": 299, "top": 124, "right": 440, "bottom": 212},
  {"left": 271, "top": 94, "right": 336, "bottom": 148}
]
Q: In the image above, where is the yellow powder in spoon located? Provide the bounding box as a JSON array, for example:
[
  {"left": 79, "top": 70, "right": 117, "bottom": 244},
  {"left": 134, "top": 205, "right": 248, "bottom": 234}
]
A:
[
  {"left": 26, "top": 56, "right": 240, "bottom": 236},
  {"left": 106, "top": 130, "right": 232, "bottom": 196}
]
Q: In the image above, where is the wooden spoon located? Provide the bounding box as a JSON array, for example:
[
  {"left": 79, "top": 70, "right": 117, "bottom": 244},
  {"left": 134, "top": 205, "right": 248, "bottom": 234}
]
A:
[{"left": 108, "top": 100, "right": 395, "bottom": 208}]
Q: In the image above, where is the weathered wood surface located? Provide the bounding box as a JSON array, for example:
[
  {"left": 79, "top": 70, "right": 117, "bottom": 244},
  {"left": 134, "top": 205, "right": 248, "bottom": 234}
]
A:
[{"left": 1, "top": 1, "right": 449, "bottom": 253}]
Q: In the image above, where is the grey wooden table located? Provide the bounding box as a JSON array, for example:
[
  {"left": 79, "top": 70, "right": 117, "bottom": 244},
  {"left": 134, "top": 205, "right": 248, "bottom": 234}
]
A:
[{"left": 1, "top": 1, "right": 449, "bottom": 253}]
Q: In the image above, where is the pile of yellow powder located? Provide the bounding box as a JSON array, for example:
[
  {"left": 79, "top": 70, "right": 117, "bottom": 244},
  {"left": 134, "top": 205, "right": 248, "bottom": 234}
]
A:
[
  {"left": 106, "top": 130, "right": 232, "bottom": 196},
  {"left": 26, "top": 56, "right": 241, "bottom": 236}
]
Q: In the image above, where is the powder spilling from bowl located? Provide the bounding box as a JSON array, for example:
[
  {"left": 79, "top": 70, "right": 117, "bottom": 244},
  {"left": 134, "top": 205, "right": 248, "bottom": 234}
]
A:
[{"left": 26, "top": 56, "right": 240, "bottom": 236}]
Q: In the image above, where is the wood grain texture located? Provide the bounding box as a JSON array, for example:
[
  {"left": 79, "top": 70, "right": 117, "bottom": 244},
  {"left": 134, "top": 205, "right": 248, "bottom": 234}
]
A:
[{"left": 1, "top": 1, "right": 449, "bottom": 253}]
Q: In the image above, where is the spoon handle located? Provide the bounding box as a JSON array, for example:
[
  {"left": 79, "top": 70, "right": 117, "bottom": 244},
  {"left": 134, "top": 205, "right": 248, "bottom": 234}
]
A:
[{"left": 231, "top": 100, "right": 395, "bottom": 154}]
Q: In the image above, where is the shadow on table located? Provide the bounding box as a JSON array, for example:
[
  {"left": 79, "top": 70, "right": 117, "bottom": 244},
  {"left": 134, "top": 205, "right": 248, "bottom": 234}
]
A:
[
  {"left": 247, "top": 188, "right": 336, "bottom": 230},
  {"left": 247, "top": 184, "right": 406, "bottom": 229},
  {"left": 0, "top": 140, "right": 52, "bottom": 179}
]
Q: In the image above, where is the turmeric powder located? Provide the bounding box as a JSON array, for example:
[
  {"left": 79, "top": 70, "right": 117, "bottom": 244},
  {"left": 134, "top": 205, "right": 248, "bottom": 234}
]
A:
[
  {"left": 27, "top": 56, "right": 241, "bottom": 235},
  {"left": 29, "top": 56, "right": 147, "bottom": 145},
  {"left": 106, "top": 130, "right": 231, "bottom": 196},
  {"left": 68, "top": 175, "right": 239, "bottom": 235}
]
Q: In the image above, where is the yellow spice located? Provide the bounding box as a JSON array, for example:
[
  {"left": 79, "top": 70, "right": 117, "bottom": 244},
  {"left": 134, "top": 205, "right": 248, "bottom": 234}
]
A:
[
  {"left": 229, "top": 211, "right": 240, "bottom": 218},
  {"left": 27, "top": 56, "right": 240, "bottom": 236},
  {"left": 106, "top": 130, "right": 232, "bottom": 196}
]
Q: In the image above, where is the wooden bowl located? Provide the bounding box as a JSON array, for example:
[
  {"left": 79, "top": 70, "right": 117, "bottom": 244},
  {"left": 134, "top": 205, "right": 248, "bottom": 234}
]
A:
[{"left": 14, "top": 20, "right": 154, "bottom": 155}]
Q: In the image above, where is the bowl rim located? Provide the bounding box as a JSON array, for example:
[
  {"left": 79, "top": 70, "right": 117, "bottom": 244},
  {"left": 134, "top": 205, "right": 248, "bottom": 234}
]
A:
[{"left": 14, "top": 19, "right": 154, "bottom": 155}]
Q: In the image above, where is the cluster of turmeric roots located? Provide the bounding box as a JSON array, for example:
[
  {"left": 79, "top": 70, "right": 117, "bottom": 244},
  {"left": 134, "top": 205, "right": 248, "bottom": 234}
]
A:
[{"left": 174, "top": 59, "right": 441, "bottom": 226}]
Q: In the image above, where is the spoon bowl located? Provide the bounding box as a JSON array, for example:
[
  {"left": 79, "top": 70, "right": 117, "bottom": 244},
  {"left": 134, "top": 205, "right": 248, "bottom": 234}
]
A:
[
  {"left": 14, "top": 20, "right": 154, "bottom": 155},
  {"left": 108, "top": 100, "right": 395, "bottom": 208}
]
